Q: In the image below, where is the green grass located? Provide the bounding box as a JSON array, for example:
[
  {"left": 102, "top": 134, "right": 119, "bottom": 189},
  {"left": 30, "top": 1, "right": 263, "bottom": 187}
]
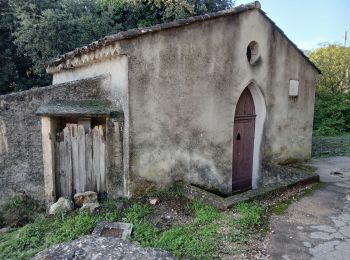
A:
[
  {"left": 0, "top": 195, "right": 44, "bottom": 228},
  {"left": 127, "top": 201, "right": 221, "bottom": 259},
  {"left": 0, "top": 195, "right": 267, "bottom": 260},
  {"left": 312, "top": 134, "right": 350, "bottom": 158},
  {"left": 0, "top": 199, "right": 121, "bottom": 260},
  {"left": 271, "top": 202, "right": 289, "bottom": 215},
  {"left": 235, "top": 202, "right": 263, "bottom": 229}
]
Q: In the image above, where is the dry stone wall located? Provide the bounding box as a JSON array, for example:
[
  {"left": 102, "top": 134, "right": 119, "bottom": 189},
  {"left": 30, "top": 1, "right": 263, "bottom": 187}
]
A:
[{"left": 0, "top": 75, "right": 111, "bottom": 206}]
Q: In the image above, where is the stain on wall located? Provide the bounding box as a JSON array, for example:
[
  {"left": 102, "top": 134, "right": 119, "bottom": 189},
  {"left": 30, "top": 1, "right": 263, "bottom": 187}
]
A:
[{"left": 120, "top": 9, "right": 318, "bottom": 194}]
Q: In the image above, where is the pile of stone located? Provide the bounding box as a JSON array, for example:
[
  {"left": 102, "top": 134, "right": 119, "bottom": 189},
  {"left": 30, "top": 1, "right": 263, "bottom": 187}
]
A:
[{"left": 49, "top": 191, "right": 100, "bottom": 215}]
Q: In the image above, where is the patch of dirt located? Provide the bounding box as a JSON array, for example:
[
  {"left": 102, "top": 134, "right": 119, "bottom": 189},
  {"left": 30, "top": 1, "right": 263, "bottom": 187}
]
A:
[
  {"left": 218, "top": 183, "right": 317, "bottom": 260},
  {"left": 148, "top": 196, "right": 193, "bottom": 230}
]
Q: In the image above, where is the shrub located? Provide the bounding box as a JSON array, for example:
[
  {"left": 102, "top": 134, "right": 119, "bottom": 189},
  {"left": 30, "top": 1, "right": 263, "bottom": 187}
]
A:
[{"left": 0, "top": 195, "right": 44, "bottom": 228}]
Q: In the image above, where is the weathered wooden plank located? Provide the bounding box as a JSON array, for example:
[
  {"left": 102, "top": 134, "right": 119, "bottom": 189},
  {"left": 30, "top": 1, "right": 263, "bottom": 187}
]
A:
[
  {"left": 77, "top": 125, "right": 86, "bottom": 192},
  {"left": 63, "top": 126, "right": 72, "bottom": 197},
  {"left": 55, "top": 135, "right": 61, "bottom": 198},
  {"left": 59, "top": 132, "right": 66, "bottom": 198},
  {"left": 70, "top": 124, "right": 79, "bottom": 194},
  {"left": 99, "top": 125, "right": 106, "bottom": 193},
  {"left": 85, "top": 128, "right": 93, "bottom": 191},
  {"left": 92, "top": 126, "right": 100, "bottom": 193}
]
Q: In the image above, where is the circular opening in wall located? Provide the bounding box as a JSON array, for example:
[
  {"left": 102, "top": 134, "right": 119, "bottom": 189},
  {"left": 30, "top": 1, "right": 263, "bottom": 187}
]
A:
[{"left": 246, "top": 41, "right": 260, "bottom": 65}]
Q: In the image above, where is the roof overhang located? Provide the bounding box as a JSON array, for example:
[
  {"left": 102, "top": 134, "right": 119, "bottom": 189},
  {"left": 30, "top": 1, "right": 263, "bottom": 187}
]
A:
[{"left": 36, "top": 100, "right": 122, "bottom": 117}]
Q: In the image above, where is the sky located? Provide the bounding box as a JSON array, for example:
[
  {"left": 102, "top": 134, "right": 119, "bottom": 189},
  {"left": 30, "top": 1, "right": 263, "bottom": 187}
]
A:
[{"left": 236, "top": 0, "right": 350, "bottom": 50}]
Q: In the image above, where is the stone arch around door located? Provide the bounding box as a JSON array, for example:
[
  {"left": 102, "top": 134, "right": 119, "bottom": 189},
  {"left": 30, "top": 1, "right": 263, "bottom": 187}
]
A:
[{"left": 232, "top": 81, "right": 266, "bottom": 193}]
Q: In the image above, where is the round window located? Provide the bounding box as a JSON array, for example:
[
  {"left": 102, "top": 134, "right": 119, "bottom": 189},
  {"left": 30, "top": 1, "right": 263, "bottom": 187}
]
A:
[{"left": 246, "top": 41, "right": 260, "bottom": 65}]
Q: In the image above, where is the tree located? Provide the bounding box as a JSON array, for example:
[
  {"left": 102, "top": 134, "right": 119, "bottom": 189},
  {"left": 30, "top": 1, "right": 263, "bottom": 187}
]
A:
[
  {"left": 0, "top": 0, "right": 234, "bottom": 95},
  {"left": 308, "top": 44, "right": 350, "bottom": 135},
  {"left": 309, "top": 44, "right": 350, "bottom": 93},
  {"left": 0, "top": 0, "right": 46, "bottom": 94}
]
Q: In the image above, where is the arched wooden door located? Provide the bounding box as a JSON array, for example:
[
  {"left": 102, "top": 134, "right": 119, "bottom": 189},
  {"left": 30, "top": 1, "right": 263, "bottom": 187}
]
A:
[{"left": 232, "top": 88, "right": 256, "bottom": 193}]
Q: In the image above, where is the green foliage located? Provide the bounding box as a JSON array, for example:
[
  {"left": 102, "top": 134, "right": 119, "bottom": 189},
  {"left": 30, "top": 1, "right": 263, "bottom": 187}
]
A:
[
  {"left": 0, "top": 196, "right": 266, "bottom": 260},
  {"left": 271, "top": 202, "right": 289, "bottom": 215},
  {"left": 235, "top": 202, "right": 263, "bottom": 229},
  {"left": 123, "top": 200, "right": 221, "bottom": 259},
  {"left": 155, "top": 224, "right": 217, "bottom": 259},
  {"left": 1, "top": 0, "right": 234, "bottom": 95},
  {"left": 309, "top": 44, "right": 350, "bottom": 93},
  {"left": 308, "top": 44, "right": 350, "bottom": 135},
  {"left": 191, "top": 201, "right": 220, "bottom": 224},
  {"left": 0, "top": 200, "right": 120, "bottom": 260},
  {"left": 125, "top": 203, "right": 152, "bottom": 224},
  {"left": 0, "top": 195, "right": 44, "bottom": 228},
  {"left": 313, "top": 90, "right": 350, "bottom": 135}
]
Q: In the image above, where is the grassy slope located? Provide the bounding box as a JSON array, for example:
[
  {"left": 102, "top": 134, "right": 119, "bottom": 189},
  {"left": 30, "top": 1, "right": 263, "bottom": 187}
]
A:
[{"left": 0, "top": 195, "right": 264, "bottom": 260}]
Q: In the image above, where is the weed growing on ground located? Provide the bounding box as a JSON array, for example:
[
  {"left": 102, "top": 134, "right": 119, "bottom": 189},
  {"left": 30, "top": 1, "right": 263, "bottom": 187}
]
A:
[
  {"left": 269, "top": 183, "right": 321, "bottom": 216},
  {"left": 0, "top": 199, "right": 121, "bottom": 260},
  {"left": 0, "top": 196, "right": 268, "bottom": 260},
  {"left": 271, "top": 202, "right": 289, "bottom": 215},
  {"left": 125, "top": 201, "right": 222, "bottom": 259},
  {"left": 236, "top": 202, "right": 263, "bottom": 229},
  {"left": 125, "top": 203, "right": 152, "bottom": 224}
]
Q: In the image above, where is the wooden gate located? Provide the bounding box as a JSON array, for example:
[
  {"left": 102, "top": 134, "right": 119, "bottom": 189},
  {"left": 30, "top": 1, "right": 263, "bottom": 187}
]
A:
[
  {"left": 232, "top": 88, "right": 256, "bottom": 193},
  {"left": 55, "top": 123, "right": 106, "bottom": 198}
]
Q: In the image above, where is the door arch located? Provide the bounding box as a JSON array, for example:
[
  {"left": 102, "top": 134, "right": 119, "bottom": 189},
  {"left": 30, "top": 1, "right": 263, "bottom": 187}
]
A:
[{"left": 232, "top": 87, "right": 256, "bottom": 193}]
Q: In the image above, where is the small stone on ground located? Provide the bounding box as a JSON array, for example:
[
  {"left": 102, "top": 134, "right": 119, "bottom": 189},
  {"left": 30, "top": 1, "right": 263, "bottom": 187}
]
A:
[
  {"left": 49, "top": 197, "right": 74, "bottom": 215},
  {"left": 73, "top": 191, "right": 98, "bottom": 207}
]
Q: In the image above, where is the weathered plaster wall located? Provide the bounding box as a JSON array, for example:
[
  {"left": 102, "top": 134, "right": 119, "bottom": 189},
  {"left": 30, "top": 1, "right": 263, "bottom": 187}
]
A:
[
  {"left": 119, "top": 9, "right": 318, "bottom": 195},
  {"left": 52, "top": 56, "right": 130, "bottom": 197},
  {"left": 0, "top": 75, "right": 111, "bottom": 206}
]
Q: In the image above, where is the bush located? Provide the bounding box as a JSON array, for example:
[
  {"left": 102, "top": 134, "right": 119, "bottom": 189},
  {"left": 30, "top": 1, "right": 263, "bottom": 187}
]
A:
[
  {"left": 0, "top": 199, "right": 121, "bottom": 260},
  {"left": 313, "top": 90, "right": 350, "bottom": 136},
  {"left": 0, "top": 195, "right": 44, "bottom": 228}
]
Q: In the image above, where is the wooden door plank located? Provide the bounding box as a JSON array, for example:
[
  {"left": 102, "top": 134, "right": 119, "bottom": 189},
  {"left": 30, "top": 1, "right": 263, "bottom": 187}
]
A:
[
  {"left": 92, "top": 126, "right": 100, "bottom": 193},
  {"left": 55, "top": 135, "right": 61, "bottom": 198},
  {"left": 86, "top": 128, "right": 93, "bottom": 191},
  {"left": 77, "top": 125, "right": 86, "bottom": 192},
  {"left": 99, "top": 125, "right": 106, "bottom": 193},
  {"left": 59, "top": 132, "right": 66, "bottom": 197},
  {"left": 63, "top": 126, "right": 72, "bottom": 197},
  {"left": 70, "top": 124, "right": 79, "bottom": 194}
]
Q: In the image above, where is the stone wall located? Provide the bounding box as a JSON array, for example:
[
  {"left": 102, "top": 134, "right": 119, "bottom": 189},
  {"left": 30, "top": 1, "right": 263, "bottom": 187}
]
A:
[{"left": 0, "top": 75, "right": 112, "bottom": 206}]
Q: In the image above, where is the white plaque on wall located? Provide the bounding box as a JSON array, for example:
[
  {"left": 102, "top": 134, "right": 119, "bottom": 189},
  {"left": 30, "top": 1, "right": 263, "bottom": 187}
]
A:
[{"left": 289, "top": 80, "right": 299, "bottom": 97}]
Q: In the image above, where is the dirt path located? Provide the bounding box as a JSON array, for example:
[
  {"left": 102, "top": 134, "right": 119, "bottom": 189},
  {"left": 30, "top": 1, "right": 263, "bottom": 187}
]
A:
[{"left": 267, "top": 157, "right": 350, "bottom": 260}]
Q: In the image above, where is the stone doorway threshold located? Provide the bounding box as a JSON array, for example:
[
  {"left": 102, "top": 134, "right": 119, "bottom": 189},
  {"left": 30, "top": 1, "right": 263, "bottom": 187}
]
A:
[{"left": 181, "top": 164, "right": 320, "bottom": 210}]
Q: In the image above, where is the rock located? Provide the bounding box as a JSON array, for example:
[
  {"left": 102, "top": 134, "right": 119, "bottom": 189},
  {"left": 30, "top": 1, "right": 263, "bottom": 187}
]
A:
[
  {"left": 80, "top": 202, "right": 100, "bottom": 213},
  {"left": 32, "top": 235, "right": 176, "bottom": 260},
  {"left": 49, "top": 197, "right": 74, "bottom": 215},
  {"left": 346, "top": 194, "right": 350, "bottom": 202},
  {"left": 73, "top": 191, "right": 98, "bottom": 207},
  {"left": 92, "top": 222, "right": 133, "bottom": 240},
  {"left": 149, "top": 198, "right": 158, "bottom": 205},
  {"left": 0, "top": 227, "right": 15, "bottom": 233}
]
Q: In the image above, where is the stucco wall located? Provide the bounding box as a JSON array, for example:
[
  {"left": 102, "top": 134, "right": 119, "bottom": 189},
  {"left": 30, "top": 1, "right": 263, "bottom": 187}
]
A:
[
  {"left": 119, "top": 9, "right": 318, "bottom": 195},
  {"left": 0, "top": 75, "right": 112, "bottom": 205},
  {"left": 52, "top": 55, "right": 130, "bottom": 197}
]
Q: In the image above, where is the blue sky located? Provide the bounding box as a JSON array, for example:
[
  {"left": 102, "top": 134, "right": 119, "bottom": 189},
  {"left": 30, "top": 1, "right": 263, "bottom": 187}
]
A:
[{"left": 236, "top": 0, "right": 350, "bottom": 50}]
